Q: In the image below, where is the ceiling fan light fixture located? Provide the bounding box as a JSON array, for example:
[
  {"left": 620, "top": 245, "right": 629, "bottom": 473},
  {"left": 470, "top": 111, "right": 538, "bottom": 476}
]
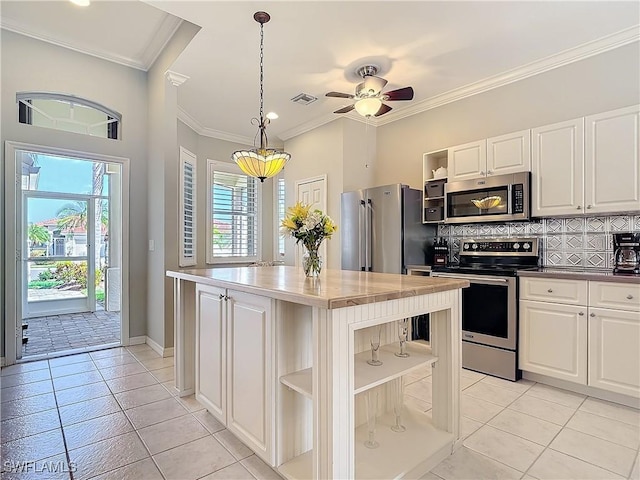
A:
[
  {"left": 232, "top": 11, "right": 290, "bottom": 182},
  {"left": 70, "top": 0, "right": 90, "bottom": 6},
  {"left": 355, "top": 98, "right": 382, "bottom": 117}
]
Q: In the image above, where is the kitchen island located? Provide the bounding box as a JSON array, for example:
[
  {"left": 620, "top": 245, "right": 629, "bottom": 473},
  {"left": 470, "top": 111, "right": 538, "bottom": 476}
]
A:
[{"left": 167, "top": 266, "right": 468, "bottom": 479}]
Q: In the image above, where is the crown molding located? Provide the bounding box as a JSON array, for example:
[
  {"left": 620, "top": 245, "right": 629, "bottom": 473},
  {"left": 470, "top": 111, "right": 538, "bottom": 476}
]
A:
[
  {"left": 177, "top": 107, "right": 254, "bottom": 146},
  {"left": 141, "top": 17, "right": 183, "bottom": 70},
  {"left": 166, "top": 70, "right": 190, "bottom": 87},
  {"left": 376, "top": 25, "right": 640, "bottom": 126}
]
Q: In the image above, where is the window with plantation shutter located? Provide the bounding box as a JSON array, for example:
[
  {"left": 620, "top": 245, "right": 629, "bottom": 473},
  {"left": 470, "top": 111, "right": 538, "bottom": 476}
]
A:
[
  {"left": 276, "top": 176, "right": 286, "bottom": 258},
  {"left": 179, "top": 147, "right": 197, "bottom": 267},
  {"left": 207, "top": 160, "right": 260, "bottom": 263}
]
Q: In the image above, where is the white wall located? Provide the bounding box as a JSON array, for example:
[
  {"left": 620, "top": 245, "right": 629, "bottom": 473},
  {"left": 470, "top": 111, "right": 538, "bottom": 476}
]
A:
[
  {"left": 0, "top": 30, "right": 149, "bottom": 356},
  {"left": 376, "top": 42, "right": 640, "bottom": 188}
]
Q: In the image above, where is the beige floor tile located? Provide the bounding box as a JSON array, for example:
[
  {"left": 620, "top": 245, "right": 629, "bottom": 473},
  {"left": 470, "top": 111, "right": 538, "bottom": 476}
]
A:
[
  {"left": 1, "top": 360, "right": 49, "bottom": 377},
  {"left": 93, "top": 353, "right": 138, "bottom": 369},
  {"left": 0, "top": 368, "right": 51, "bottom": 388},
  {"left": 138, "top": 413, "right": 208, "bottom": 454},
  {"left": 461, "top": 416, "right": 483, "bottom": 439},
  {"left": 153, "top": 436, "right": 236, "bottom": 480},
  {"left": 404, "top": 394, "right": 432, "bottom": 413},
  {"left": 579, "top": 397, "right": 640, "bottom": 427},
  {"left": 149, "top": 366, "right": 174, "bottom": 383},
  {"left": 125, "top": 344, "right": 154, "bottom": 353},
  {"left": 140, "top": 357, "right": 174, "bottom": 371},
  {"left": 177, "top": 394, "right": 206, "bottom": 412},
  {"left": 630, "top": 451, "right": 640, "bottom": 480},
  {"left": 1, "top": 428, "right": 66, "bottom": 464},
  {"left": 550, "top": 428, "right": 637, "bottom": 476},
  {"left": 460, "top": 394, "right": 504, "bottom": 423},
  {"left": 52, "top": 370, "right": 104, "bottom": 391},
  {"left": 405, "top": 378, "right": 433, "bottom": 403},
  {"left": 508, "top": 395, "right": 576, "bottom": 426},
  {"left": 68, "top": 431, "right": 148, "bottom": 480},
  {"left": 479, "top": 375, "right": 535, "bottom": 394},
  {"left": 464, "top": 425, "right": 544, "bottom": 472},
  {"left": 488, "top": 409, "right": 562, "bottom": 446},
  {"left": 62, "top": 411, "right": 133, "bottom": 450},
  {"left": 215, "top": 429, "right": 253, "bottom": 460},
  {"left": 50, "top": 361, "right": 97, "bottom": 379},
  {"left": 463, "top": 381, "right": 523, "bottom": 407},
  {"left": 105, "top": 372, "right": 158, "bottom": 394},
  {"left": 1, "top": 379, "right": 54, "bottom": 403},
  {"left": 89, "top": 347, "right": 129, "bottom": 360},
  {"left": 54, "top": 382, "right": 111, "bottom": 407},
  {"left": 0, "top": 453, "right": 72, "bottom": 480},
  {"left": 200, "top": 461, "right": 257, "bottom": 480},
  {"left": 1, "top": 408, "right": 61, "bottom": 443},
  {"left": 430, "top": 446, "right": 521, "bottom": 480},
  {"left": 418, "top": 472, "right": 442, "bottom": 480},
  {"left": 460, "top": 369, "right": 486, "bottom": 382},
  {"left": 125, "top": 397, "right": 189, "bottom": 429},
  {"left": 98, "top": 362, "right": 147, "bottom": 380},
  {"left": 115, "top": 384, "right": 171, "bottom": 410},
  {"left": 89, "top": 457, "right": 163, "bottom": 480},
  {"left": 241, "top": 455, "right": 285, "bottom": 480},
  {"left": 0, "top": 392, "right": 57, "bottom": 420},
  {"left": 192, "top": 409, "right": 226, "bottom": 434},
  {"left": 524, "top": 383, "right": 586, "bottom": 409},
  {"left": 131, "top": 350, "right": 162, "bottom": 362},
  {"left": 528, "top": 448, "right": 625, "bottom": 480},
  {"left": 58, "top": 394, "right": 122, "bottom": 427},
  {"left": 460, "top": 375, "right": 482, "bottom": 390},
  {"left": 161, "top": 380, "right": 179, "bottom": 396},
  {"left": 48, "top": 353, "right": 92, "bottom": 367},
  {"left": 566, "top": 410, "right": 640, "bottom": 449}
]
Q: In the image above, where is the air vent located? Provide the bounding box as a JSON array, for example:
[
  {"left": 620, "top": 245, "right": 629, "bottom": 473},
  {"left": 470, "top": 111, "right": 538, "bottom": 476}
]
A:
[{"left": 291, "top": 93, "right": 317, "bottom": 105}]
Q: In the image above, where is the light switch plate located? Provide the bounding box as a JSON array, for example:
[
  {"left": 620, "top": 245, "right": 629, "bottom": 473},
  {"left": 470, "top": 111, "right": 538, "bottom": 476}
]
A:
[{"left": 149, "top": 240, "right": 155, "bottom": 252}]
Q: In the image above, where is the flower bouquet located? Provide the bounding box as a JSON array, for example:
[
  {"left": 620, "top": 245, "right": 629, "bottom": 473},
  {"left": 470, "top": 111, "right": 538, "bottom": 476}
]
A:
[{"left": 280, "top": 202, "right": 337, "bottom": 277}]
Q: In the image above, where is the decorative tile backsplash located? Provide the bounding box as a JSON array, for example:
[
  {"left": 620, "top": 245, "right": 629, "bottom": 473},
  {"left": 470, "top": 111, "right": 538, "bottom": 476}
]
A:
[{"left": 437, "top": 214, "right": 640, "bottom": 269}]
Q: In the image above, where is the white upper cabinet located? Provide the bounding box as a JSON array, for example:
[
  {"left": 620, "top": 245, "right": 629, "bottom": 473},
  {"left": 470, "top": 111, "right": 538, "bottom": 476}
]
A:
[
  {"left": 584, "top": 105, "right": 640, "bottom": 214},
  {"left": 531, "top": 118, "right": 585, "bottom": 217},
  {"left": 486, "top": 129, "right": 531, "bottom": 176},
  {"left": 449, "top": 130, "right": 531, "bottom": 182},
  {"left": 448, "top": 140, "right": 487, "bottom": 181}
]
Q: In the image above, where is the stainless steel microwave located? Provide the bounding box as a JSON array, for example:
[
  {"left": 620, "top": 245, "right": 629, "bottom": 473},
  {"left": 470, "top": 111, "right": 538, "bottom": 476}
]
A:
[{"left": 445, "top": 172, "right": 531, "bottom": 224}]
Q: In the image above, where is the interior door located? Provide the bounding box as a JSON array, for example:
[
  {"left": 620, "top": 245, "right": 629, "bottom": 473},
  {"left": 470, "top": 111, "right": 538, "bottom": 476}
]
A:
[
  {"left": 295, "top": 176, "right": 327, "bottom": 267},
  {"left": 23, "top": 193, "right": 95, "bottom": 319}
]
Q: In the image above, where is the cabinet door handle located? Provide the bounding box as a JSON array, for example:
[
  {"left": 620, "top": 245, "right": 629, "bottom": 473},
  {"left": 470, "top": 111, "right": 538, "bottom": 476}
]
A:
[
  {"left": 219, "top": 294, "right": 225, "bottom": 300},
  {"left": 590, "top": 312, "right": 596, "bottom": 317},
  {"left": 578, "top": 312, "right": 584, "bottom": 316},
  {"left": 480, "top": 171, "right": 485, "bottom": 175},
  {"left": 547, "top": 289, "right": 553, "bottom": 293},
  {"left": 576, "top": 206, "right": 581, "bottom": 210},
  {"left": 587, "top": 205, "right": 592, "bottom": 209},
  {"left": 627, "top": 294, "right": 634, "bottom": 299},
  {"left": 487, "top": 170, "right": 493, "bottom": 175}
]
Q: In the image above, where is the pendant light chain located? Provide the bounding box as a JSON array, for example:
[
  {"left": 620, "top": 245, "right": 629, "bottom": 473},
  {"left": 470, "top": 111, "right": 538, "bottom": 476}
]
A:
[{"left": 259, "top": 21, "right": 264, "bottom": 123}]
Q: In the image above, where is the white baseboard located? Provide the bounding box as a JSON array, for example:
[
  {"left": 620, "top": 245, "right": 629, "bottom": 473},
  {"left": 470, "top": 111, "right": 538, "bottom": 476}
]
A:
[
  {"left": 145, "top": 336, "right": 164, "bottom": 357},
  {"left": 163, "top": 347, "right": 174, "bottom": 358},
  {"left": 128, "top": 336, "right": 147, "bottom": 346}
]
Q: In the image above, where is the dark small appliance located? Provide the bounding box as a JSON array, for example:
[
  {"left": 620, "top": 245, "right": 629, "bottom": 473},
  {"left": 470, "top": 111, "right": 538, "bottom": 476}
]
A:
[
  {"left": 613, "top": 232, "right": 640, "bottom": 274},
  {"left": 433, "top": 238, "right": 449, "bottom": 266}
]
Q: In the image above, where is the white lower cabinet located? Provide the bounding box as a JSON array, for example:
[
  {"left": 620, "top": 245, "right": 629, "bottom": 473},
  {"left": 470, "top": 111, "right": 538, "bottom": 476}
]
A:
[
  {"left": 519, "top": 300, "right": 587, "bottom": 384},
  {"left": 519, "top": 277, "right": 640, "bottom": 398},
  {"left": 195, "top": 285, "right": 275, "bottom": 464}
]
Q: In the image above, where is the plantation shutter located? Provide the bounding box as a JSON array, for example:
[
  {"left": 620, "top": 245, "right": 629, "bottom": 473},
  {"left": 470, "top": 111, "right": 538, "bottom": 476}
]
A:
[
  {"left": 277, "top": 177, "right": 286, "bottom": 258},
  {"left": 209, "top": 162, "right": 259, "bottom": 262},
  {"left": 179, "top": 147, "right": 197, "bottom": 267}
]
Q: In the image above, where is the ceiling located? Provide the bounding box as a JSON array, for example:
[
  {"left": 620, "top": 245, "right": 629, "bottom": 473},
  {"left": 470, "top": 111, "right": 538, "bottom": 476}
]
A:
[{"left": 2, "top": 1, "right": 639, "bottom": 144}]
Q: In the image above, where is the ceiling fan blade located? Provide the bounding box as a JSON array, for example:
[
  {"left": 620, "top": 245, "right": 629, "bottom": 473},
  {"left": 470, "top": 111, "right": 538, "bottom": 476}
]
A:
[
  {"left": 334, "top": 104, "right": 355, "bottom": 114},
  {"left": 383, "top": 86, "right": 414, "bottom": 101},
  {"left": 326, "top": 91, "right": 354, "bottom": 99},
  {"left": 374, "top": 104, "right": 393, "bottom": 117}
]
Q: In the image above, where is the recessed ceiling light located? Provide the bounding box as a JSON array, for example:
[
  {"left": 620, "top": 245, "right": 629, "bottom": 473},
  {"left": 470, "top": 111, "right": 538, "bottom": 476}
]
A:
[
  {"left": 70, "top": 0, "right": 90, "bottom": 6},
  {"left": 266, "top": 112, "right": 279, "bottom": 120}
]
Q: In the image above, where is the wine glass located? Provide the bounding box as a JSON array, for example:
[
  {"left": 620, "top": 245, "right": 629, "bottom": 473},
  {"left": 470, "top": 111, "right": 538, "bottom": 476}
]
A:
[
  {"left": 395, "top": 318, "right": 410, "bottom": 358},
  {"left": 364, "top": 389, "right": 379, "bottom": 448},
  {"left": 367, "top": 326, "right": 383, "bottom": 366},
  {"left": 391, "top": 377, "right": 406, "bottom": 433}
]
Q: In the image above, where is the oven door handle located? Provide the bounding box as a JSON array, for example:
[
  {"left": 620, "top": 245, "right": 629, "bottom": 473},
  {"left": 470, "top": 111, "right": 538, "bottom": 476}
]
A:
[{"left": 431, "top": 272, "right": 510, "bottom": 284}]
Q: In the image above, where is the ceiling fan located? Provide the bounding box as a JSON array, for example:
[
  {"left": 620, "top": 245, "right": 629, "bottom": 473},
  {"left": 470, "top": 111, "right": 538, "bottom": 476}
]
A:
[{"left": 325, "top": 65, "right": 414, "bottom": 117}]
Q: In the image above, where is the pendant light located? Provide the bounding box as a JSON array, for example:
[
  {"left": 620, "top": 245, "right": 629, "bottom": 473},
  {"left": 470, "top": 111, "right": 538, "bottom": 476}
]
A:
[{"left": 232, "top": 11, "right": 290, "bottom": 182}]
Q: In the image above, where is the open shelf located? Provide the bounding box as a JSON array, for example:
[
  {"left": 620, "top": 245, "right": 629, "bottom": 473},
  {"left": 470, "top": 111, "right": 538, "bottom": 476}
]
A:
[
  {"left": 280, "top": 368, "right": 312, "bottom": 398},
  {"left": 354, "top": 343, "right": 437, "bottom": 394},
  {"left": 355, "top": 408, "right": 454, "bottom": 480},
  {"left": 278, "top": 450, "right": 312, "bottom": 480}
]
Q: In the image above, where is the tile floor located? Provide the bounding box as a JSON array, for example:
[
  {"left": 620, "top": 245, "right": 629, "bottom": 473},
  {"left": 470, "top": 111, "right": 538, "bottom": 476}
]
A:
[{"left": 1, "top": 345, "right": 639, "bottom": 480}]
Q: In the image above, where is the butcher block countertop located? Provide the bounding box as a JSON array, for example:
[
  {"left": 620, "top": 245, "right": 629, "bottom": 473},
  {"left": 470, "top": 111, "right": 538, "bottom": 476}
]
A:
[{"left": 166, "top": 266, "right": 469, "bottom": 309}]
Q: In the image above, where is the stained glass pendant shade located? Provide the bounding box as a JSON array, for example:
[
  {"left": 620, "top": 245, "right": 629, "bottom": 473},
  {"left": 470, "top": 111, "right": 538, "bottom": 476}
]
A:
[{"left": 232, "top": 11, "right": 290, "bottom": 182}]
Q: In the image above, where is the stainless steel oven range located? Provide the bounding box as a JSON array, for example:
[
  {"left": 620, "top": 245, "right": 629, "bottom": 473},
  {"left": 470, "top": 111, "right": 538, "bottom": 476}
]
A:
[{"left": 431, "top": 238, "right": 539, "bottom": 381}]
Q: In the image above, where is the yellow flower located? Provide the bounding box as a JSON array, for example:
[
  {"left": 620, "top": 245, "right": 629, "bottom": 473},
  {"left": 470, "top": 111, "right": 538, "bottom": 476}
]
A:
[{"left": 281, "top": 217, "right": 297, "bottom": 230}]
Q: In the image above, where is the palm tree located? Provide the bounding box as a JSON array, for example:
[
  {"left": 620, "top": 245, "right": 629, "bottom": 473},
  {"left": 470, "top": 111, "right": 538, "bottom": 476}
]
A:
[
  {"left": 56, "top": 201, "right": 88, "bottom": 233},
  {"left": 28, "top": 223, "right": 50, "bottom": 245}
]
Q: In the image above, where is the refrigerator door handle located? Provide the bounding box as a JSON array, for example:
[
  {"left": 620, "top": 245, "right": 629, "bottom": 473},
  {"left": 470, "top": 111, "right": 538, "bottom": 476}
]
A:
[
  {"left": 366, "top": 198, "right": 373, "bottom": 271},
  {"left": 359, "top": 200, "right": 366, "bottom": 271}
]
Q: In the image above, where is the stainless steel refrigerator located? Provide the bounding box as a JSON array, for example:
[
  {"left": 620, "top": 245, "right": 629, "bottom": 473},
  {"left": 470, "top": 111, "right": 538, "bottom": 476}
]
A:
[{"left": 341, "top": 184, "right": 436, "bottom": 274}]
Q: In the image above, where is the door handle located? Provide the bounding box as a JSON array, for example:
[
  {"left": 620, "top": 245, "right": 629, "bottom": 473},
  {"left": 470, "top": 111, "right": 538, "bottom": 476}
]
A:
[
  {"left": 367, "top": 199, "right": 373, "bottom": 271},
  {"left": 590, "top": 312, "right": 596, "bottom": 317},
  {"left": 578, "top": 312, "right": 584, "bottom": 316},
  {"left": 359, "top": 200, "right": 366, "bottom": 271}
]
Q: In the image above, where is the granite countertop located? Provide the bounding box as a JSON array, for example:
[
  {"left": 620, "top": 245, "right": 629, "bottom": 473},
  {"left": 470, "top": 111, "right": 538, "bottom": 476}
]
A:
[
  {"left": 518, "top": 267, "right": 640, "bottom": 284},
  {"left": 167, "top": 266, "right": 468, "bottom": 309}
]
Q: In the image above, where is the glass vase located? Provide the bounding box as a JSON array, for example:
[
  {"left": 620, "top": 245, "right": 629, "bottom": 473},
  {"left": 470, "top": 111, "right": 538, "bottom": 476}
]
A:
[{"left": 302, "top": 248, "right": 322, "bottom": 277}]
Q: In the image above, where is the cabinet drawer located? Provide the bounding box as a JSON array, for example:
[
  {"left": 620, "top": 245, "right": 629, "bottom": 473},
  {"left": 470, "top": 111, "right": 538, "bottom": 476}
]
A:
[
  {"left": 589, "top": 282, "right": 640, "bottom": 312},
  {"left": 520, "top": 277, "right": 588, "bottom": 305}
]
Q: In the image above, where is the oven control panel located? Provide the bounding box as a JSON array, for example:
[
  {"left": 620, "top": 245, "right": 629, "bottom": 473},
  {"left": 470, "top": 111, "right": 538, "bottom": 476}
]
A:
[{"left": 461, "top": 238, "right": 538, "bottom": 256}]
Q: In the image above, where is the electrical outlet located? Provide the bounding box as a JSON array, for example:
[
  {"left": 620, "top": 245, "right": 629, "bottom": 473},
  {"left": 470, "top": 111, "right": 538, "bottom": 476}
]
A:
[{"left": 149, "top": 240, "right": 155, "bottom": 252}]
